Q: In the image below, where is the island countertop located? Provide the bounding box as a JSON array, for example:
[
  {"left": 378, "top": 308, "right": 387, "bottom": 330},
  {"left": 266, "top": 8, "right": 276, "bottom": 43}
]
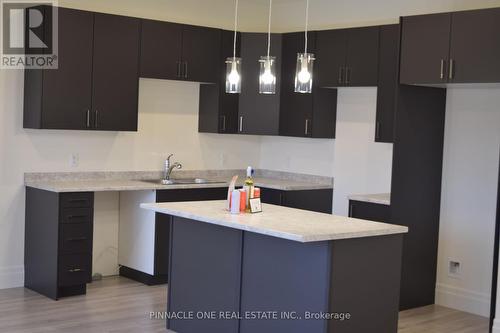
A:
[{"left": 141, "top": 200, "right": 408, "bottom": 243}]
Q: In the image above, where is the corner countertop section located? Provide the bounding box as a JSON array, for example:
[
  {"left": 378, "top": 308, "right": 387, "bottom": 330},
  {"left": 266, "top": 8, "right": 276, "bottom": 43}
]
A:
[
  {"left": 348, "top": 193, "right": 391, "bottom": 206},
  {"left": 141, "top": 200, "right": 407, "bottom": 243},
  {"left": 24, "top": 169, "right": 333, "bottom": 193}
]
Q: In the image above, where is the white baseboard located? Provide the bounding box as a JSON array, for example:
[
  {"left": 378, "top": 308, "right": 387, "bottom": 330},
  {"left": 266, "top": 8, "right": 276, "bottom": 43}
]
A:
[
  {"left": 0, "top": 265, "right": 24, "bottom": 289},
  {"left": 435, "top": 283, "right": 490, "bottom": 317}
]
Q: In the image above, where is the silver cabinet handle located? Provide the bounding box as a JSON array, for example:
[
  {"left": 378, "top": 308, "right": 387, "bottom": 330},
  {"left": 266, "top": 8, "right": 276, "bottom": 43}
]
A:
[
  {"left": 176, "top": 61, "right": 182, "bottom": 77},
  {"left": 184, "top": 62, "right": 188, "bottom": 79},
  {"left": 86, "top": 110, "right": 91, "bottom": 128},
  {"left": 221, "top": 115, "right": 226, "bottom": 132},
  {"left": 239, "top": 116, "right": 243, "bottom": 132},
  {"left": 345, "top": 67, "right": 351, "bottom": 85},
  {"left": 375, "top": 121, "right": 381, "bottom": 140},
  {"left": 305, "top": 119, "right": 310, "bottom": 135},
  {"left": 94, "top": 110, "right": 98, "bottom": 129},
  {"left": 440, "top": 59, "right": 446, "bottom": 80},
  {"left": 449, "top": 59, "right": 454, "bottom": 80}
]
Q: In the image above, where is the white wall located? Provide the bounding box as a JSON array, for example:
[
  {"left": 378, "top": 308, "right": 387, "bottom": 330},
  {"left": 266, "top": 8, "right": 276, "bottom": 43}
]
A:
[
  {"left": 436, "top": 88, "right": 500, "bottom": 317},
  {"left": 0, "top": 71, "right": 262, "bottom": 288},
  {"left": 57, "top": 0, "right": 500, "bottom": 32},
  {"left": 331, "top": 88, "right": 393, "bottom": 216}
]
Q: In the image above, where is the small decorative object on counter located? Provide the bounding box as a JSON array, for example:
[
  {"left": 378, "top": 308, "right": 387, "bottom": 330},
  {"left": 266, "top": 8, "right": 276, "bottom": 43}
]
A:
[
  {"left": 249, "top": 197, "right": 263, "bottom": 213},
  {"left": 253, "top": 187, "right": 261, "bottom": 198},
  {"left": 227, "top": 175, "right": 239, "bottom": 211},
  {"left": 230, "top": 190, "right": 241, "bottom": 214},
  {"left": 244, "top": 166, "right": 255, "bottom": 212},
  {"left": 239, "top": 189, "right": 247, "bottom": 212}
]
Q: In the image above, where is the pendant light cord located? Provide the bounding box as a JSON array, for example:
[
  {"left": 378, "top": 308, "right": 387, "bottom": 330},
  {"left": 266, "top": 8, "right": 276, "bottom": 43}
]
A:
[
  {"left": 233, "top": 0, "right": 239, "bottom": 59},
  {"left": 267, "top": 0, "right": 272, "bottom": 57},
  {"left": 304, "top": 0, "right": 309, "bottom": 54}
]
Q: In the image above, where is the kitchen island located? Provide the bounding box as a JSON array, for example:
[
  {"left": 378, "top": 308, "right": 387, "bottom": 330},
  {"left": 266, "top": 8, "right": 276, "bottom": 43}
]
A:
[{"left": 141, "top": 200, "right": 408, "bottom": 333}]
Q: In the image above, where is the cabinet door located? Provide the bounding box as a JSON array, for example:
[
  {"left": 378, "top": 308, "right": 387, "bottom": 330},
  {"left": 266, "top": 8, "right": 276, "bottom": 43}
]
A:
[
  {"left": 279, "top": 32, "right": 314, "bottom": 137},
  {"left": 91, "top": 13, "right": 140, "bottom": 131},
  {"left": 400, "top": 13, "right": 452, "bottom": 84},
  {"left": 140, "top": 20, "right": 183, "bottom": 80},
  {"left": 345, "top": 27, "right": 379, "bottom": 86},
  {"left": 218, "top": 30, "right": 240, "bottom": 133},
  {"left": 316, "top": 29, "right": 347, "bottom": 87},
  {"left": 376, "top": 24, "right": 400, "bottom": 143},
  {"left": 198, "top": 30, "right": 240, "bottom": 134},
  {"left": 238, "top": 33, "right": 281, "bottom": 135},
  {"left": 449, "top": 8, "right": 500, "bottom": 83},
  {"left": 40, "top": 7, "right": 93, "bottom": 129},
  {"left": 181, "top": 25, "right": 221, "bottom": 83}
]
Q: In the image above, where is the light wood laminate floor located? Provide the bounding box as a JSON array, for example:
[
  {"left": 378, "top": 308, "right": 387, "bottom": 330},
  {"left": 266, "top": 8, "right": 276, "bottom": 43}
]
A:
[{"left": 0, "top": 276, "right": 489, "bottom": 333}]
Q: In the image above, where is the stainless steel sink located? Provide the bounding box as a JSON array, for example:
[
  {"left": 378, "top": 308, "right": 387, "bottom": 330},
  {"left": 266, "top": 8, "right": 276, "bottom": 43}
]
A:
[{"left": 143, "top": 178, "right": 225, "bottom": 185}]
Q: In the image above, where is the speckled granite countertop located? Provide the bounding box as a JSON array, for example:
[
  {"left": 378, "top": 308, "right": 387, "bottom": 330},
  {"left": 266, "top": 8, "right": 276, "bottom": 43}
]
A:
[
  {"left": 25, "top": 169, "right": 333, "bottom": 193},
  {"left": 141, "top": 200, "right": 407, "bottom": 243},
  {"left": 348, "top": 193, "right": 391, "bottom": 206}
]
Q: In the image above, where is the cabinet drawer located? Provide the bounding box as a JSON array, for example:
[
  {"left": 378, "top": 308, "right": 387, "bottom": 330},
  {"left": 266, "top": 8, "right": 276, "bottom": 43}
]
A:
[
  {"left": 60, "top": 192, "right": 93, "bottom": 208},
  {"left": 58, "top": 254, "right": 91, "bottom": 286},
  {"left": 60, "top": 207, "right": 93, "bottom": 224},
  {"left": 59, "top": 223, "right": 92, "bottom": 254}
]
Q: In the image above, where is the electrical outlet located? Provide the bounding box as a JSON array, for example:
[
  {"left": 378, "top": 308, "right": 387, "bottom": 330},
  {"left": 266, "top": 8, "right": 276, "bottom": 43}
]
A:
[
  {"left": 70, "top": 153, "right": 79, "bottom": 168},
  {"left": 448, "top": 259, "right": 461, "bottom": 279}
]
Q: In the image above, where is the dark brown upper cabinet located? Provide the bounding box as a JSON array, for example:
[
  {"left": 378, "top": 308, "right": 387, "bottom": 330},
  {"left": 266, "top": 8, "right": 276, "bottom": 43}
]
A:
[
  {"left": 279, "top": 32, "right": 337, "bottom": 138},
  {"left": 237, "top": 33, "right": 282, "bottom": 136},
  {"left": 316, "top": 26, "right": 379, "bottom": 87},
  {"left": 449, "top": 8, "right": 500, "bottom": 83},
  {"left": 140, "top": 20, "right": 182, "bottom": 80},
  {"left": 91, "top": 13, "right": 141, "bottom": 131},
  {"left": 24, "top": 7, "right": 140, "bottom": 131},
  {"left": 24, "top": 7, "right": 93, "bottom": 130},
  {"left": 399, "top": 13, "right": 452, "bottom": 85},
  {"left": 140, "top": 20, "right": 221, "bottom": 83},
  {"left": 375, "top": 24, "right": 400, "bottom": 143},
  {"left": 198, "top": 30, "right": 240, "bottom": 134},
  {"left": 400, "top": 8, "right": 500, "bottom": 85}
]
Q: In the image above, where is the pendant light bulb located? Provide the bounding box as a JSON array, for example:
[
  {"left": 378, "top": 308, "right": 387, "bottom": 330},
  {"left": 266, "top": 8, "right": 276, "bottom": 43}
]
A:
[
  {"left": 259, "top": 0, "right": 276, "bottom": 94},
  {"left": 226, "top": 0, "right": 241, "bottom": 94},
  {"left": 228, "top": 60, "right": 241, "bottom": 85},
  {"left": 297, "top": 61, "right": 311, "bottom": 83},
  {"left": 294, "top": 0, "right": 314, "bottom": 93}
]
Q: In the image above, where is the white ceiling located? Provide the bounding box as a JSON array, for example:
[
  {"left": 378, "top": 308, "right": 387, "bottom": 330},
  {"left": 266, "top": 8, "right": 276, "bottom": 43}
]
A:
[{"left": 59, "top": 0, "right": 500, "bottom": 32}]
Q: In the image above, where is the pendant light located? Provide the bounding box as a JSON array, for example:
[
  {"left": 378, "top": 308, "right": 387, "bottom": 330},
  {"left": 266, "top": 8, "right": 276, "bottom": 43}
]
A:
[
  {"left": 294, "top": 0, "right": 314, "bottom": 93},
  {"left": 259, "top": 0, "right": 276, "bottom": 94},
  {"left": 225, "top": 0, "right": 241, "bottom": 94}
]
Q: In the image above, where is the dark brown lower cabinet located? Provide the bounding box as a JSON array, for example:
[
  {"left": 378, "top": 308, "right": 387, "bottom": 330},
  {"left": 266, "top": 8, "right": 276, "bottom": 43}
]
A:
[
  {"left": 25, "top": 189, "right": 94, "bottom": 300},
  {"left": 260, "top": 188, "right": 333, "bottom": 214},
  {"left": 348, "top": 200, "right": 390, "bottom": 223}
]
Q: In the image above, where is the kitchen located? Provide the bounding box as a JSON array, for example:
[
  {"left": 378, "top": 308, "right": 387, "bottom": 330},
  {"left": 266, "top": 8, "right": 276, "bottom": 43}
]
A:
[{"left": 0, "top": 0, "right": 500, "bottom": 332}]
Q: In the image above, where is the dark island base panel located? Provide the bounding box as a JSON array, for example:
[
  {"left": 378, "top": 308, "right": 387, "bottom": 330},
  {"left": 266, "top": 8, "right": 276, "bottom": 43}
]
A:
[{"left": 167, "top": 217, "right": 404, "bottom": 333}]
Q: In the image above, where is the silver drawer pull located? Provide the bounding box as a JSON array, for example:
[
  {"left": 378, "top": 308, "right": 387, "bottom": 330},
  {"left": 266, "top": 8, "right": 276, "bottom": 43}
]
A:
[
  {"left": 67, "top": 237, "right": 87, "bottom": 242},
  {"left": 68, "top": 268, "right": 85, "bottom": 273}
]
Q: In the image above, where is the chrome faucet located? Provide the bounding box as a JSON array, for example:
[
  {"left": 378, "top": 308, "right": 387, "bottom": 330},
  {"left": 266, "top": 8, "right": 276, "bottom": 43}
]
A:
[{"left": 164, "top": 154, "right": 182, "bottom": 182}]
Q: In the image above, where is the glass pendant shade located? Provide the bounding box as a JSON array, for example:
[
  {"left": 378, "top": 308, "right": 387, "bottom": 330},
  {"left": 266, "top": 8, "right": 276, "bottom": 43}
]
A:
[
  {"left": 259, "top": 56, "right": 276, "bottom": 94},
  {"left": 225, "top": 57, "right": 242, "bottom": 93},
  {"left": 294, "top": 52, "right": 315, "bottom": 93}
]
